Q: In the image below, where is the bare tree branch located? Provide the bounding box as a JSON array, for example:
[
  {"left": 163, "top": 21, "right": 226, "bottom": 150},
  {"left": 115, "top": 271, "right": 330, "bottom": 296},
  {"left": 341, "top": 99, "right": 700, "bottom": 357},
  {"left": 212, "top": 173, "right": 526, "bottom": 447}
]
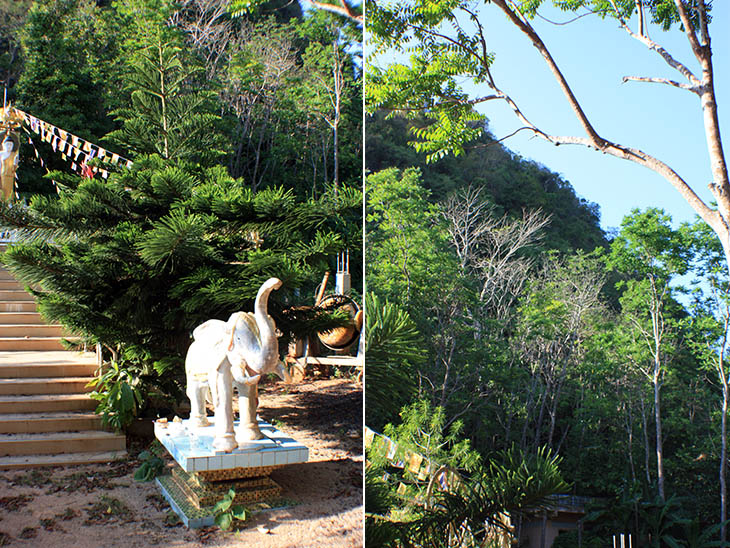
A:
[
  {"left": 482, "top": 0, "right": 724, "bottom": 245},
  {"left": 622, "top": 75, "right": 700, "bottom": 94},
  {"left": 607, "top": 0, "right": 701, "bottom": 86},
  {"left": 306, "top": 0, "right": 362, "bottom": 25}
]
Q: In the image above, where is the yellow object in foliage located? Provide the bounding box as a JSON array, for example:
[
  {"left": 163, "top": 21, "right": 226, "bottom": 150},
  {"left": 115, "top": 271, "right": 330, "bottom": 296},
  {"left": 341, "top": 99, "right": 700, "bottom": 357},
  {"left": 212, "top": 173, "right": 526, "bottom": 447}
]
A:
[{"left": 0, "top": 106, "right": 23, "bottom": 202}]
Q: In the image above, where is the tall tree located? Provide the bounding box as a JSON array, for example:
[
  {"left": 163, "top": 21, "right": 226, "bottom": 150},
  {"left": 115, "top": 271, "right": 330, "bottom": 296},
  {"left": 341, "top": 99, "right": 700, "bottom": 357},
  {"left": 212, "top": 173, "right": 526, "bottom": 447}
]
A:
[
  {"left": 608, "top": 208, "right": 690, "bottom": 501},
  {"left": 514, "top": 251, "right": 606, "bottom": 453},
  {"left": 0, "top": 0, "right": 32, "bottom": 92},
  {"left": 15, "top": 0, "right": 116, "bottom": 139},
  {"left": 686, "top": 219, "right": 730, "bottom": 544}
]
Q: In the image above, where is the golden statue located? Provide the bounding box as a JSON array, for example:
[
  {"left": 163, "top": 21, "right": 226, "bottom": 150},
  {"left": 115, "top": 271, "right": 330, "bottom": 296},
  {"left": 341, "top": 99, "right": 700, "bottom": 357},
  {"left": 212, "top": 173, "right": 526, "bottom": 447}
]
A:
[{"left": 0, "top": 105, "right": 23, "bottom": 202}]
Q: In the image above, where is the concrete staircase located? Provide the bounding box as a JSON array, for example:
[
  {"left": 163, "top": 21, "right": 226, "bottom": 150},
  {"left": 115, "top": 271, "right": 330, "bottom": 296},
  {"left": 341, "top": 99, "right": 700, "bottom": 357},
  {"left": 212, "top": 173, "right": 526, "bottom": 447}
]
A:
[{"left": 0, "top": 259, "right": 126, "bottom": 468}]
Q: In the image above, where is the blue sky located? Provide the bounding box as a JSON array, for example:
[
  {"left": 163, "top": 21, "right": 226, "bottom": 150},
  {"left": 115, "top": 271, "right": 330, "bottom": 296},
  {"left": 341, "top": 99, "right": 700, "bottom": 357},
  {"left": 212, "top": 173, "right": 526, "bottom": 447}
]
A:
[{"left": 453, "top": 3, "right": 730, "bottom": 234}]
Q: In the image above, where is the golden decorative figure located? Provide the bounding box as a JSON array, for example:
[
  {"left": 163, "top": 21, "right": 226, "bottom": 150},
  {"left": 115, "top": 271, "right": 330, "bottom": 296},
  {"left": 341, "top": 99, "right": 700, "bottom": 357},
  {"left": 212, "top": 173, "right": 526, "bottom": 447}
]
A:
[{"left": 0, "top": 106, "right": 23, "bottom": 202}]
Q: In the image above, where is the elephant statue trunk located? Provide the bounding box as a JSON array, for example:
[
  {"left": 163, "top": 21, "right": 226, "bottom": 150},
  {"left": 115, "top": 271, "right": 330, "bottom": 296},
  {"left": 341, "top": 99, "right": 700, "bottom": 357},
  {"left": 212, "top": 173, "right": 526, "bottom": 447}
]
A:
[{"left": 184, "top": 277, "right": 288, "bottom": 451}]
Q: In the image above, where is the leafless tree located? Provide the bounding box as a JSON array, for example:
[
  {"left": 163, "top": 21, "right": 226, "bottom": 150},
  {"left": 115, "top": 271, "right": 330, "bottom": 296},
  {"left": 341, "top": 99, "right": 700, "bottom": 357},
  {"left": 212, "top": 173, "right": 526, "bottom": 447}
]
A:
[
  {"left": 0, "top": 0, "right": 32, "bottom": 90},
  {"left": 171, "top": 0, "right": 235, "bottom": 78},
  {"left": 441, "top": 186, "right": 551, "bottom": 326},
  {"left": 172, "top": 1, "right": 298, "bottom": 189},
  {"left": 306, "top": 40, "right": 345, "bottom": 190}
]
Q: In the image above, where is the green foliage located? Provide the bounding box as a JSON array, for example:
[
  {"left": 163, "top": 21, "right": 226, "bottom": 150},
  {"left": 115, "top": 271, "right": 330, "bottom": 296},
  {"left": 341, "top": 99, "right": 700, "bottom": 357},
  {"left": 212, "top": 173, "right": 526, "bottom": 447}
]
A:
[
  {"left": 0, "top": 0, "right": 32, "bottom": 89},
  {"left": 366, "top": 437, "right": 568, "bottom": 548},
  {"left": 134, "top": 443, "right": 166, "bottom": 482},
  {"left": 13, "top": 0, "right": 121, "bottom": 197},
  {"left": 88, "top": 361, "right": 144, "bottom": 431},
  {"left": 608, "top": 208, "right": 690, "bottom": 282},
  {"left": 15, "top": 0, "right": 117, "bottom": 139},
  {"left": 366, "top": 167, "right": 455, "bottom": 312},
  {"left": 107, "top": 38, "right": 226, "bottom": 166},
  {"left": 366, "top": 113, "right": 606, "bottom": 254},
  {"left": 384, "top": 400, "right": 482, "bottom": 472},
  {"left": 365, "top": 292, "right": 425, "bottom": 430},
  {"left": 213, "top": 489, "right": 248, "bottom": 531}
]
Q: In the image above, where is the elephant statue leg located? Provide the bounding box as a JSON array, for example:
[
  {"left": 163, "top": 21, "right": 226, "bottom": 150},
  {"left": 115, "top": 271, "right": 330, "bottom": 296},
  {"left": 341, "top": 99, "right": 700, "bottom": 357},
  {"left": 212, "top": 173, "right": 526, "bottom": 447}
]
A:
[
  {"left": 186, "top": 378, "right": 211, "bottom": 428},
  {"left": 185, "top": 341, "right": 212, "bottom": 428},
  {"left": 212, "top": 358, "right": 237, "bottom": 452},
  {"left": 235, "top": 380, "right": 264, "bottom": 443}
]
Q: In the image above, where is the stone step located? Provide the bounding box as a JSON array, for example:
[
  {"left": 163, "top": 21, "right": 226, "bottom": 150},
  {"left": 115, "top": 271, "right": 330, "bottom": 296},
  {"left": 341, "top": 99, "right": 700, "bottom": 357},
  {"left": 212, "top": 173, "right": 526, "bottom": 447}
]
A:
[
  {"left": 0, "top": 362, "right": 98, "bottom": 378},
  {"left": 0, "top": 324, "right": 65, "bottom": 337},
  {"left": 0, "top": 312, "right": 45, "bottom": 325},
  {"left": 0, "top": 377, "right": 95, "bottom": 395},
  {"left": 0, "top": 412, "right": 102, "bottom": 434},
  {"left": 0, "top": 281, "right": 22, "bottom": 290},
  {"left": 0, "top": 271, "right": 15, "bottom": 281},
  {"left": 0, "top": 394, "right": 97, "bottom": 413},
  {"left": 0, "top": 302, "right": 37, "bottom": 312},
  {"left": 0, "top": 450, "right": 127, "bottom": 469},
  {"left": 0, "top": 430, "right": 126, "bottom": 456},
  {"left": 0, "top": 352, "right": 97, "bottom": 378},
  {"left": 0, "top": 290, "right": 33, "bottom": 301},
  {"left": 0, "top": 337, "right": 68, "bottom": 351}
]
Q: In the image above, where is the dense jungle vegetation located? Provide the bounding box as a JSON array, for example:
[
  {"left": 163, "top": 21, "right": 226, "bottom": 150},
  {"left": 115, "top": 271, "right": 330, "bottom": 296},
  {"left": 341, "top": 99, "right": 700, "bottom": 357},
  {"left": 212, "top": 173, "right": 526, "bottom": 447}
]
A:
[
  {"left": 366, "top": 113, "right": 729, "bottom": 545},
  {"left": 0, "top": 0, "right": 362, "bottom": 426}
]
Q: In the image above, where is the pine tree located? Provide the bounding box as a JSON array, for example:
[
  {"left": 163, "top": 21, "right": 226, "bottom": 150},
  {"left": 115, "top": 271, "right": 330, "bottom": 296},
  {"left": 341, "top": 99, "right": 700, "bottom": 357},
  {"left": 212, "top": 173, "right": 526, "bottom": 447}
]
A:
[{"left": 106, "top": 37, "right": 226, "bottom": 166}]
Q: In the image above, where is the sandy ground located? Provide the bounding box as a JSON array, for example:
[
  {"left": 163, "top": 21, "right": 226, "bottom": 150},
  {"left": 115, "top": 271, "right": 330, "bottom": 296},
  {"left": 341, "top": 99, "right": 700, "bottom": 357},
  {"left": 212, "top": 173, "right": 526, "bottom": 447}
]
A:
[{"left": 0, "top": 377, "right": 363, "bottom": 547}]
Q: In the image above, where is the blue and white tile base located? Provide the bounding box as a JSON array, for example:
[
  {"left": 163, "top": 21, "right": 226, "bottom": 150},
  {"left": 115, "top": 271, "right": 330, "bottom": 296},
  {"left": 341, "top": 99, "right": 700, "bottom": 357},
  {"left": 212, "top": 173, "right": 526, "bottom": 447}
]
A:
[{"left": 155, "top": 417, "right": 309, "bottom": 473}]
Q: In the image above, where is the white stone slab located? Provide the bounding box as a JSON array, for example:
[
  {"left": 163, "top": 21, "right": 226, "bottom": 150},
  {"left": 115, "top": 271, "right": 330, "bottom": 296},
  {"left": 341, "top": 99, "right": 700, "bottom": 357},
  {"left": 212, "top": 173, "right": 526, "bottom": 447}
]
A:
[{"left": 155, "top": 417, "right": 308, "bottom": 473}]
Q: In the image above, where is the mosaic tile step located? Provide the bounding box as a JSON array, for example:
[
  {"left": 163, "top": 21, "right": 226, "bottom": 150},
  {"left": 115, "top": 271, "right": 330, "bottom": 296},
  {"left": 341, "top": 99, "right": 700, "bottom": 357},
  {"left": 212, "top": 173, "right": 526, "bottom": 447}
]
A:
[
  {"left": 157, "top": 474, "right": 218, "bottom": 529},
  {"left": 154, "top": 417, "right": 308, "bottom": 473},
  {"left": 157, "top": 469, "right": 295, "bottom": 529},
  {"left": 171, "top": 467, "right": 283, "bottom": 508},
  {"left": 195, "top": 464, "right": 284, "bottom": 483}
]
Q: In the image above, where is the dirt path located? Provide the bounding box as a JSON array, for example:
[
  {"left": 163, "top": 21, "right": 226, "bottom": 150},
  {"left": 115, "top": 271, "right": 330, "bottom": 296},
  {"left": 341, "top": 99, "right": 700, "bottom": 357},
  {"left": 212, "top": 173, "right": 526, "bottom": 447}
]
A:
[{"left": 0, "top": 377, "right": 363, "bottom": 547}]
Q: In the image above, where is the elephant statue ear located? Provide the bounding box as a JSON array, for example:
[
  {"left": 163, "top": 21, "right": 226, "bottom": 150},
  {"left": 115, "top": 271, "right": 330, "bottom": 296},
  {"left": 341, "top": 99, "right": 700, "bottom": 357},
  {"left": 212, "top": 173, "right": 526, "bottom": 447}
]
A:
[
  {"left": 226, "top": 311, "right": 259, "bottom": 352},
  {"left": 192, "top": 319, "right": 229, "bottom": 347}
]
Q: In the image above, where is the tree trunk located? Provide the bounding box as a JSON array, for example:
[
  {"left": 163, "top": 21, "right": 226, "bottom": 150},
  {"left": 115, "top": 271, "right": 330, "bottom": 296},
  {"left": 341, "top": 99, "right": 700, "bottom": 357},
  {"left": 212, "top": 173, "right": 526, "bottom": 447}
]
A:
[
  {"left": 626, "top": 404, "right": 636, "bottom": 485},
  {"left": 654, "top": 369, "right": 665, "bottom": 501},
  {"left": 720, "top": 363, "right": 728, "bottom": 546},
  {"left": 333, "top": 122, "right": 339, "bottom": 191},
  {"left": 640, "top": 395, "right": 652, "bottom": 486}
]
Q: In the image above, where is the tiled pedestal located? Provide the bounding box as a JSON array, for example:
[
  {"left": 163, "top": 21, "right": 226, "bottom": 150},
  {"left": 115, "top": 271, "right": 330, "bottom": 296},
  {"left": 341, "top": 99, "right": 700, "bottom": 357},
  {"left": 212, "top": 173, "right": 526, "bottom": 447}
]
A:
[{"left": 155, "top": 417, "right": 308, "bottom": 528}]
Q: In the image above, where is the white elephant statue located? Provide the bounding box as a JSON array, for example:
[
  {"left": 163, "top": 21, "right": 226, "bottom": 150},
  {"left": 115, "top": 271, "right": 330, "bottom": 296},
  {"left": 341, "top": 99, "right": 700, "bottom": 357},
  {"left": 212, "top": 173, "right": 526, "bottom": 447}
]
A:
[{"left": 185, "top": 277, "right": 291, "bottom": 452}]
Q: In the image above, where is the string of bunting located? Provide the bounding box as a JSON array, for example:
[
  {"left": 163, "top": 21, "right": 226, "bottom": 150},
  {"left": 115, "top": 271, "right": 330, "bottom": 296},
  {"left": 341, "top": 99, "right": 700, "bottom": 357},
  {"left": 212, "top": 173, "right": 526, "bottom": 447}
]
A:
[
  {"left": 365, "top": 425, "right": 514, "bottom": 544},
  {"left": 20, "top": 129, "right": 59, "bottom": 195},
  {"left": 16, "top": 109, "right": 133, "bottom": 180},
  {"left": 364, "top": 426, "right": 459, "bottom": 491}
]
